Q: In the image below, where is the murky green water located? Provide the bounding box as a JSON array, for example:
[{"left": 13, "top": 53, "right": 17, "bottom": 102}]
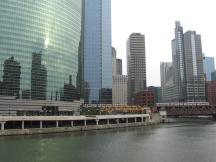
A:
[{"left": 0, "top": 119, "right": 216, "bottom": 162}]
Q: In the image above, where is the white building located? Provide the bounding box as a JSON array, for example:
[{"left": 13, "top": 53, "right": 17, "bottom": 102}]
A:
[{"left": 112, "top": 75, "right": 128, "bottom": 104}]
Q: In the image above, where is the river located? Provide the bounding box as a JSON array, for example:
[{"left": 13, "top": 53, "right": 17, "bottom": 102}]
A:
[{"left": 0, "top": 119, "right": 216, "bottom": 162}]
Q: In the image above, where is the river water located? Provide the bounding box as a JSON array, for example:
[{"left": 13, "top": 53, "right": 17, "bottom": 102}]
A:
[{"left": 0, "top": 119, "right": 216, "bottom": 162}]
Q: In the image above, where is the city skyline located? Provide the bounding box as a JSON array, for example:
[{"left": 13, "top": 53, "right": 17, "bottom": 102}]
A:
[
  {"left": 112, "top": 0, "right": 216, "bottom": 86},
  {"left": 161, "top": 21, "right": 206, "bottom": 102}
]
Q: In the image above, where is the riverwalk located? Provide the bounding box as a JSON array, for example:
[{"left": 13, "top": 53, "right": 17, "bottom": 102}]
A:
[{"left": 0, "top": 114, "right": 159, "bottom": 136}]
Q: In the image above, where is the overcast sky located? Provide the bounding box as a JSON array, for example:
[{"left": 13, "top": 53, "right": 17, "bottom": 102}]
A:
[{"left": 112, "top": 0, "right": 216, "bottom": 87}]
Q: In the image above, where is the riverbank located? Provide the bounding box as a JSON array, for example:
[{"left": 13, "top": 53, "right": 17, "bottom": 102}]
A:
[
  {"left": 0, "top": 122, "right": 151, "bottom": 136},
  {"left": 0, "top": 118, "right": 214, "bottom": 162},
  {"left": 0, "top": 114, "right": 163, "bottom": 136}
]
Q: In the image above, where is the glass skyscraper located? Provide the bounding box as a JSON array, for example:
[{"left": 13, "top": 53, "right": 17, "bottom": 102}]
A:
[
  {"left": 0, "top": 1, "right": 82, "bottom": 101},
  {"left": 83, "top": 0, "right": 112, "bottom": 104},
  {"left": 203, "top": 56, "right": 215, "bottom": 81},
  {"left": 172, "top": 21, "right": 186, "bottom": 102},
  {"left": 165, "top": 21, "right": 206, "bottom": 102}
]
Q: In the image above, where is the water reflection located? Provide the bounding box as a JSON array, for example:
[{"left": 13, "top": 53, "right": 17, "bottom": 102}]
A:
[{"left": 0, "top": 120, "right": 216, "bottom": 162}]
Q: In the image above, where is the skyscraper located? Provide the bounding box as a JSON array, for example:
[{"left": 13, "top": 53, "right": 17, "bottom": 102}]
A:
[
  {"left": 112, "top": 75, "right": 128, "bottom": 104},
  {"left": 0, "top": 1, "right": 82, "bottom": 102},
  {"left": 203, "top": 56, "right": 215, "bottom": 81},
  {"left": 183, "top": 31, "right": 206, "bottom": 101},
  {"left": 163, "top": 21, "right": 206, "bottom": 102},
  {"left": 112, "top": 47, "right": 122, "bottom": 76},
  {"left": 83, "top": 0, "right": 112, "bottom": 104},
  {"left": 172, "top": 21, "right": 186, "bottom": 102},
  {"left": 127, "top": 33, "right": 146, "bottom": 104},
  {"left": 116, "top": 59, "right": 122, "bottom": 75},
  {"left": 161, "top": 22, "right": 206, "bottom": 102},
  {"left": 112, "top": 47, "right": 117, "bottom": 76},
  {"left": 160, "top": 62, "right": 178, "bottom": 102}
]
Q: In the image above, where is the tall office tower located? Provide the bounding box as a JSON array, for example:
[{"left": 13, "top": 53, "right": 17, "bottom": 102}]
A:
[
  {"left": 112, "top": 75, "right": 128, "bottom": 104},
  {"left": 127, "top": 33, "right": 146, "bottom": 104},
  {"left": 116, "top": 59, "right": 122, "bottom": 75},
  {"left": 112, "top": 47, "right": 122, "bottom": 76},
  {"left": 112, "top": 47, "right": 117, "bottom": 76},
  {"left": 83, "top": 0, "right": 112, "bottom": 104},
  {"left": 170, "top": 21, "right": 206, "bottom": 102},
  {"left": 0, "top": 1, "right": 82, "bottom": 102},
  {"left": 2, "top": 57, "right": 21, "bottom": 98},
  {"left": 160, "top": 62, "right": 178, "bottom": 102},
  {"left": 203, "top": 56, "right": 215, "bottom": 81},
  {"left": 172, "top": 21, "right": 186, "bottom": 102},
  {"left": 183, "top": 31, "right": 206, "bottom": 102}
]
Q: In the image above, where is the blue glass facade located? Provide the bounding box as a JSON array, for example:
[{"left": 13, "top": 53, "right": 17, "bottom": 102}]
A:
[
  {"left": 83, "top": 0, "right": 112, "bottom": 104},
  {"left": 0, "top": 1, "right": 82, "bottom": 101},
  {"left": 203, "top": 56, "right": 215, "bottom": 81}
]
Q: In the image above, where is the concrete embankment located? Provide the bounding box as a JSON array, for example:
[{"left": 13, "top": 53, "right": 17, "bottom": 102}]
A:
[
  {"left": 0, "top": 114, "right": 162, "bottom": 136},
  {"left": 0, "top": 122, "right": 151, "bottom": 136}
]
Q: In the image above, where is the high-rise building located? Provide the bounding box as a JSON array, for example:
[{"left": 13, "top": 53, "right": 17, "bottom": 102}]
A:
[
  {"left": 203, "top": 56, "right": 215, "bottom": 81},
  {"left": 165, "top": 21, "right": 206, "bottom": 102},
  {"left": 116, "top": 59, "right": 122, "bottom": 75},
  {"left": 112, "top": 47, "right": 125, "bottom": 104},
  {"left": 112, "top": 75, "right": 128, "bottom": 104},
  {"left": 112, "top": 47, "right": 117, "bottom": 76},
  {"left": 0, "top": 1, "right": 82, "bottom": 102},
  {"left": 83, "top": 0, "right": 112, "bottom": 104},
  {"left": 127, "top": 33, "right": 146, "bottom": 104},
  {"left": 161, "top": 21, "right": 206, "bottom": 102},
  {"left": 148, "top": 86, "right": 162, "bottom": 103},
  {"left": 112, "top": 47, "right": 122, "bottom": 76},
  {"left": 183, "top": 31, "right": 206, "bottom": 102},
  {"left": 160, "top": 62, "right": 178, "bottom": 102},
  {"left": 172, "top": 21, "right": 186, "bottom": 102}
]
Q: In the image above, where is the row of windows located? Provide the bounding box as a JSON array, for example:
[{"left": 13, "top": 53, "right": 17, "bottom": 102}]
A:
[{"left": 0, "top": 1, "right": 81, "bottom": 101}]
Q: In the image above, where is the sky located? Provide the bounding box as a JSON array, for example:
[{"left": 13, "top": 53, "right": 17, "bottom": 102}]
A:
[{"left": 111, "top": 0, "right": 216, "bottom": 87}]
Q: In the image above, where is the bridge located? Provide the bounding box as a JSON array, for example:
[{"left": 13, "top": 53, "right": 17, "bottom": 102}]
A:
[{"left": 156, "top": 102, "right": 216, "bottom": 119}]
